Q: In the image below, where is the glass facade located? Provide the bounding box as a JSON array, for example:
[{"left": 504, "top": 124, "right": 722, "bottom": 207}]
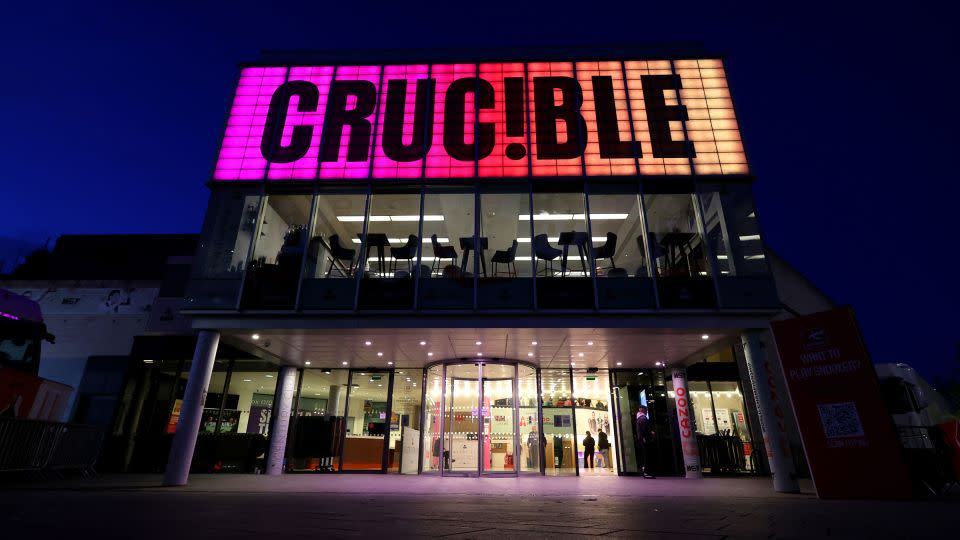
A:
[{"left": 186, "top": 182, "right": 776, "bottom": 312}]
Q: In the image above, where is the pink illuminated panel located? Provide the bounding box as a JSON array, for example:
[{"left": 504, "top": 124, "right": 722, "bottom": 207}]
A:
[
  {"left": 372, "top": 64, "right": 430, "bottom": 178},
  {"left": 478, "top": 62, "right": 528, "bottom": 177},
  {"left": 214, "top": 67, "right": 288, "bottom": 180},
  {"left": 212, "top": 59, "right": 748, "bottom": 181},
  {"left": 624, "top": 60, "right": 691, "bottom": 175},
  {"left": 318, "top": 65, "right": 381, "bottom": 179},
  {"left": 527, "top": 62, "right": 581, "bottom": 176},
  {"left": 576, "top": 61, "right": 637, "bottom": 176},
  {"left": 425, "top": 64, "right": 477, "bottom": 178},
  {"left": 674, "top": 59, "right": 748, "bottom": 175},
  {"left": 266, "top": 66, "right": 333, "bottom": 180}
]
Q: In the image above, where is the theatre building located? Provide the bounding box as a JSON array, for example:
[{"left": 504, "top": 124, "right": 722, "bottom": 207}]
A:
[{"left": 158, "top": 49, "right": 823, "bottom": 489}]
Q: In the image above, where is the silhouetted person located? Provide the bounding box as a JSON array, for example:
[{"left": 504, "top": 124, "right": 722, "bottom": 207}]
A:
[
  {"left": 582, "top": 431, "right": 595, "bottom": 469},
  {"left": 597, "top": 429, "right": 610, "bottom": 468},
  {"left": 634, "top": 405, "right": 655, "bottom": 478}
]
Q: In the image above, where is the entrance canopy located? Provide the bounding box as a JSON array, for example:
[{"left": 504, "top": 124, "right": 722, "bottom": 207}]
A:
[{"left": 219, "top": 326, "right": 735, "bottom": 369}]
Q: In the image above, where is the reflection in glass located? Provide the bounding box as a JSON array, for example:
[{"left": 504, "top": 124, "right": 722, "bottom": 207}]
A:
[
  {"left": 305, "top": 193, "right": 367, "bottom": 279},
  {"left": 245, "top": 195, "right": 312, "bottom": 308},
  {"left": 388, "top": 369, "right": 422, "bottom": 474},
  {"left": 540, "top": 369, "right": 576, "bottom": 476},
  {"left": 289, "top": 369, "right": 348, "bottom": 472},
  {"left": 643, "top": 194, "right": 709, "bottom": 278}
]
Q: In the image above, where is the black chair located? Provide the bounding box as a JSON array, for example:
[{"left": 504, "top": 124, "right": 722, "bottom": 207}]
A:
[
  {"left": 533, "top": 234, "right": 562, "bottom": 276},
  {"left": 491, "top": 240, "right": 519, "bottom": 277},
  {"left": 431, "top": 234, "right": 458, "bottom": 276},
  {"left": 390, "top": 234, "right": 419, "bottom": 274},
  {"left": 592, "top": 232, "right": 618, "bottom": 270},
  {"left": 325, "top": 234, "right": 356, "bottom": 278}
]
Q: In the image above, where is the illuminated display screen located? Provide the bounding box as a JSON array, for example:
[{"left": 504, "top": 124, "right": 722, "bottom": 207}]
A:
[{"left": 213, "top": 58, "right": 747, "bottom": 181}]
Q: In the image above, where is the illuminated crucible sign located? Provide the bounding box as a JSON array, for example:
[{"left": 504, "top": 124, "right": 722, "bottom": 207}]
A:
[{"left": 213, "top": 59, "right": 747, "bottom": 181}]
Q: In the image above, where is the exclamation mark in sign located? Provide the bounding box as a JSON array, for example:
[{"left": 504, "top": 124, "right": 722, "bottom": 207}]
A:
[{"left": 504, "top": 77, "right": 526, "bottom": 160}]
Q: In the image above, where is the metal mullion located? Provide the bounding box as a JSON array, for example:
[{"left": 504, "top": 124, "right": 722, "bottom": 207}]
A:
[
  {"left": 235, "top": 186, "right": 267, "bottom": 310},
  {"left": 477, "top": 364, "right": 483, "bottom": 474},
  {"left": 366, "top": 66, "right": 386, "bottom": 179},
  {"left": 414, "top": 187, "right": 425, "bottom": 308},
  {"left": 536, "top": 368, "right": 545, "bottom": 475},
  {"left": 352, "top": 187, "right": 372, "bottom": 309},
  {"left": 418, "top": 366, "right": 427, "bottom": 474},
  {"left": 608, "top": 372, "right": 623, "bottom": 475},
  {"left": 512, "top": 363, "right": 520, "bottom": 475},
  {"left": 637, "top": 182, "right": 661, "bottom": 308},
  {"left": 569, "top": 367, "right": 580, "bottom": 476},
  {"left": 338, "top": 369, "right": 354, "bottom": 472},
  {"left": 294, "top": 187, "right": 320, "bottom": 310},
  {"left": 584, "top": 184, "right": 599, "bottom": 309},
  {"left": 381, "top": 369, "right": 396, "bottom": 472},
  {"left": 313, "top": 65, "right": 339, "bottom": 181},
  {"left": 440, "top": 363, "right": 447, "bottom": 476},
  {"left": 692, "top": 190, "right": 724, "bottom": 307},
  {"left": 213, "top": 359, "right": 235, "bottom": 434}
]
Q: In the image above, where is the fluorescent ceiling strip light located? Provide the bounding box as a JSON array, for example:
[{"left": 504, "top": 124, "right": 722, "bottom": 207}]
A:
[
  {"left": 738, "top": 234, "right": 761, "bottom": 241},
  {"left": 745, "top": 254, "right": 766, "bottom": 260},
  {"left": 337, "top": 215, "right": 444, "bottom": 222},
  {"left": 353, "top": 238, "right": 449, "bottom": 244},
  {"left": 519, "top": 213, "right": 628, "bottom": 221},
  {"left": 517, "top": 237, "right": 609, "bottom": 243}
]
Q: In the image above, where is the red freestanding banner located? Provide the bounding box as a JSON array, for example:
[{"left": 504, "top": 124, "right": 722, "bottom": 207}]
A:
[{"left": 770, "top": 306, "right": 912, "bottom": 499}]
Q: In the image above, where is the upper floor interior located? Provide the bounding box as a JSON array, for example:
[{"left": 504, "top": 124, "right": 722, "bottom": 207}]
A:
[{"left": 185, "top": 178, "right": 778, "bottom": 313}]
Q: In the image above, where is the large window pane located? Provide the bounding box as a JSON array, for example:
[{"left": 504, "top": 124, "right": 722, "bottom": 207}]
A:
[
  {"left": 518, "top": 365, "right": 540, "bottom": 473},
  {"left": 199, "top": 359, "right": 231, "bottom": 434},
  {"left": 540, "top": 369, "right": 576, "bottom": 476},
  {"left": 420, "top": 191, "right": 474, "bottom": 309},
  {"left": 186, "top": 192, "right": 261, "bottom": 309},
  {"left": 243, "top": 195, "right": 312, "bottom": 309},
  {"left": 590, "top": 190, "right": 656, "bottom": 309},
  {"left": 643, "top": 192, "right": 716, "bottom": 308},
  {"left": 289, "top": 369, "right": 348, "bottom": 472},
  {"left": 388, "top": 368, "right": 422, "bottom": 474},
  {"left": 342, "top": 370, "right": 391, "bottom": 471},
  {"left": 573, "top": 370, "right": 617, "bottom": 474},
  {"left": 358, "top": 193, "right": 420, "bottom": 309},
  {"left": 301, "top": 192, "right": 367, "bottom": 309},
  {"left": 533, "top": 193, "right": 593, "bottom": 308},
  {"left": 422, "top": 365, "right": 444, "bottom": 473},
  {"left": 479, "top": 192, "right": 533, "bottom": 309},
  {"left": 225, "top": 360, "right": 280, "bottom": 437}
]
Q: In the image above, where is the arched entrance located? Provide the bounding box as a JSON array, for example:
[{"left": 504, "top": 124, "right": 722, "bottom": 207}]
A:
[{"left": 421, "top": 360, "right": 541, "bottom": 476}]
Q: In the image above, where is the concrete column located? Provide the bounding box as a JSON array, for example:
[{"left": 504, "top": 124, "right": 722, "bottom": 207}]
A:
[
  {"left": 741, "top": 329, "right": 799, "bottom": 493},
  {"left": 327, "top": 384, "right": 342, "bottom": 416},
  {"left": 266, "top": 366, "right": 297, "bottom": 475},
  {"left": 162, "top": 330, "right": 220, "bottom": 487},
  {"left": 670, "top": 368, "right": 702, "bottom": 479}
]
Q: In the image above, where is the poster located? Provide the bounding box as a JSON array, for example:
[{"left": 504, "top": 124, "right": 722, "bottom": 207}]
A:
[{"left": 771, "top": 306, "right": 911, "bottom": 499}]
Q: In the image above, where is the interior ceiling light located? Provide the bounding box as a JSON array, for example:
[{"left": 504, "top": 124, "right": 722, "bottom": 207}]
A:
[
  {"left": 519, "top": 213, "right": 628, "bottom": 221},
  {"left": 527, "top": 352, "right": 534, "bottom": 357},
  {"left": 342, "top": 361, "right": 348, "bottom": 366},
  {"left": 305, "top": 361, "right": 311, "bottom": 365},
  {"left": 419, "top": 341, "right": 426, "bottom": 346},
  {"left": 364, "top": 341, "right": 371, "bottom": 346},
  {"left": 338, "top": 215, "right": 444, "bottom": 222},
  {"left": 616, "top": 362, "right": 623, "bottom": 366},
  {"left": 578, "top": 352, "right": 584, "bottom": 357},
  {"left": 427, "top": 352, "right": 434, "bottom": 356},
  {"left": 475, "top": 341, "right": 482, "bottom": 345},
  {"left": 701, "top": 334, "right": 710, "bottom": 340},
  {"left": 387, "top": 361, "right": 394, "bottom": 365},
  {"left": 377, "top": 352, "right": 383, "bottom": 357},
  {"left": 587, "top": 341, "right": 594, "bottom": 346},
  {"left": 251, "top": 334, "right": 260, "bottom": 340}
]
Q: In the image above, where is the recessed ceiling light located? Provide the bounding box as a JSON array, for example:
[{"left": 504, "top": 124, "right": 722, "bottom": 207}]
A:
[
  {"left": 419, "top": 341, "right": 426, "bottom": 346},
  {"left": 305, "top": 361, "right": 311, "bottom": 365},
  {"left": 655, "top": 361, "right": 664, "bottom": 367},
  {"left": 527, "top": 352, "right": 534, "bottom": 357},
  {"left": 377, "top": 352, "right": 383, "bottom": 357},
  {"left": 243, "top": 379, "right": 252, "bottom": 382},
  {"left": 531, "top": 341, "right": 538, "bottom": 346},
  {"left": 342, "top": 361, "right": 348, "bottom": 366},
  {"left": 571, "top": 362, "right": 576, "bottom": 366},
  {"left": 265, "top": 374, "right": 274, "bottom": 378},
  {"left": 701, "top": 334, "right": 709, "bottom": 340},
  {"left": 616, "top": 362, "right": 622, "bottom": 366},
  {"left": 143, "top": 359, "right": 154, "bottom": 364},
  {"left": 587, "top": 341, "right": 594, "bottom": 346},
  {"left": 251, "top": 334, "right": 260, "bottom": 340},
  {"left": 387, "top": 361, "right": 394, "bottom": 365},
  {"left": 364, "top": 341, "right": 371, "bottom": 346},
  {"left": 427, "top": 352, "right": 434, "bottom": 356},
  {"left": 378, "top": 384, "right": 382, "bottom": 387},
  {"left": 578, "top": 352, "right": 584, "bottom": 357},
  {"left": 475, "top": 341, "right": 482, "bottom": 345}
]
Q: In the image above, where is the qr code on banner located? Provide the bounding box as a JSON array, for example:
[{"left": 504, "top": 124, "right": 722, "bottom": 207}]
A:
[{"left": 817, "top": 402, "right": 865, "bottom": 438}]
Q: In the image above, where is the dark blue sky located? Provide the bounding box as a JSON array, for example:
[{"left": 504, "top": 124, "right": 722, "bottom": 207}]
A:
[{"left": 3, "top": 2, "right": 958, "bottom": 379}]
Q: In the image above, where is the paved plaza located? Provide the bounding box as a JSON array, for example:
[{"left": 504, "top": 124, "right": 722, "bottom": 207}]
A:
[{"left": 1, "top": 475, "right": 957, "bottom": 538}]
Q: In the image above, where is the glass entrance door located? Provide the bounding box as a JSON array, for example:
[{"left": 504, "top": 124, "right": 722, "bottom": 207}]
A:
[
  {"left": 434, "top": 361, "right": 527, "bottom": 476},
  {"left": 481, "top": 364, "right": 518, "bottom": 474},
  {"left": 341, "top": 369, "right": 393, "bottom": 472}
]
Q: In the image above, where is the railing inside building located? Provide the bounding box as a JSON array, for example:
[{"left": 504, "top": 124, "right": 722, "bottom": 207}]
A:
[{"left": 0, "top": 418, "right": 103, "bottom": 477}]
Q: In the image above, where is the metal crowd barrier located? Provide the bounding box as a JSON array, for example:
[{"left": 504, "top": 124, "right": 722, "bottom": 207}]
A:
[{"left": 0, "top": 417, "right": 104, "bottom": 477}]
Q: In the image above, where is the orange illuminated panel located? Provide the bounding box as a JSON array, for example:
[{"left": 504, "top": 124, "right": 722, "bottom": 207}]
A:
[
  {"left": 528, "top": 61, "right": 582, "bottom": 176},
  {"left": 675, "top": 59, "right": 748, "bottom": 175},
  {"left": 624, "top": 60, "right": 691, "bottom": 175},
  {"left": 266, "top": 66, "right": 334, "bottom": 180},
  {"left": 576, "top": 61, "right": 637, "bottom": 176},
  {"left": 318, "top": 65, "right": 381, "bottom": 179},
  {"left": 425, "top": 64, "right": 477, "bottom": 178},
  {"left": 372, "top": 64, "right": 430, "bottom": 178},
  {"left": 478, "top": 62, "right": 528, "bottom": 177}
]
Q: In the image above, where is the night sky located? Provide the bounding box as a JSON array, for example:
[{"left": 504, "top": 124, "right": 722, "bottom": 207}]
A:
[{"left": 3, "top": 2, "right": 957, "bottom": 379}]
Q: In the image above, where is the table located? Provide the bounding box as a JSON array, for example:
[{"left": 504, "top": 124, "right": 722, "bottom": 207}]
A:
[
  {"left": 459, "top": 236, "right": 489, "bottom": 277},
  {"left": 360, "top": 233, "right": 391, "bottom": 275},
  {"left": 657, "top": 232, "right": 696, "bottom": 277},
  {"left": 557, "top": 231, "right": 589, "bottom": 276}
]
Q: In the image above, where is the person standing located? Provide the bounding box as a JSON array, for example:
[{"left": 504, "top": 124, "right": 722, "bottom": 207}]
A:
[
  {"left": 582, "top": 431, "right": 596, "bottom": 469},
  {"left": 634, "top": 406, "right": 655, "bottom": 478},
  {"left": 597, "top": 429, "right": 610, "bottom": 469}
]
